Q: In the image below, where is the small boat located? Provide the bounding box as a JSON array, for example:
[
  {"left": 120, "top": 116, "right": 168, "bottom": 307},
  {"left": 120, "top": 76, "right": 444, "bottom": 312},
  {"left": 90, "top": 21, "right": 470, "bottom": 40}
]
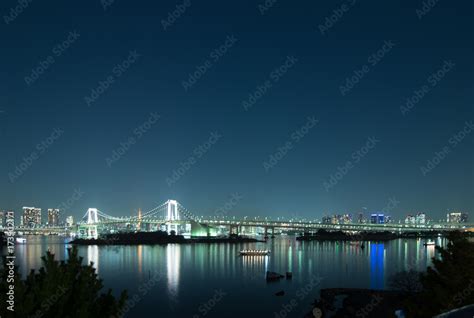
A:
[
  {"left": 240, "top": 249, "right": 271, "bottom": 256},
  {"left": 424, "top": 241, "right": 435, "bottom": 246},
  {"left": 286, "top": 272, "right": 293, "bottom": 279},
  {"left": 275, "top": 290, "right": 285, "bottom": 296},
  {"left": 16, "top": 237, "right": 27, "bottom": 244},
  {"left": 266, "top": 271, "right": 284, "bottom": 281}
]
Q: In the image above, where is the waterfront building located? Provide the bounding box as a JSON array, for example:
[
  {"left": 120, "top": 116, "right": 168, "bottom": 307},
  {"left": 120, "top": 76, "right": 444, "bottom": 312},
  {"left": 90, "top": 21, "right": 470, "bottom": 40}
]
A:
[
  {"left": 48, "top": 208, "right": 60, "bottom": 226},
  {"left": 370, "top": 213, "right": 384, "bottom": 224},
  {"left": 447, "top": 212, "right": 462, "bottom": 223},
  {"left": 323, "top": 213, "right": 353, "bottom": 224},
  {"left": 341, "top": 214, "right": 352, "bottom": 224},
  {"left": 66, "top": 215, "right": 74, "bottom": 227},
  {"left": 416, "top": 212, "right": 426, "bottom": 224},
  {"left": 446, "top": 212, "right": 469, "bottom": 223},
  {"left": 405, "top": 215, "right": 416, "bottom": 224},
  {"left": 322, "top": 215, "right": 331, "bottom": 224},
  {"left": 22, "top": 207, "right": 42, "bottom": 228}
]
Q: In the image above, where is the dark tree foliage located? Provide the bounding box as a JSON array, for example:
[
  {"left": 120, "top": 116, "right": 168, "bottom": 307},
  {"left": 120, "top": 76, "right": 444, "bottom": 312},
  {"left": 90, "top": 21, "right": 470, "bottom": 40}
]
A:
[
  {"left": 406, "top": 232, "right": 474, "bottom": 317},
  {"left": 0, "top": 247, "right": 127, "bottom": 318}
]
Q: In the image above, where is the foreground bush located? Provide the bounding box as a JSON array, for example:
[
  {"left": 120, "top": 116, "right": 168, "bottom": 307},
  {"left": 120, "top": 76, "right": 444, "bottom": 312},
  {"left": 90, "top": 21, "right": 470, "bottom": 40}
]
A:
[
  {"left": 0, "top": 247, "right": 127, "bottom": 318},
  {"left": 406, "top": 232, "right": 474, "bottom": 317}
]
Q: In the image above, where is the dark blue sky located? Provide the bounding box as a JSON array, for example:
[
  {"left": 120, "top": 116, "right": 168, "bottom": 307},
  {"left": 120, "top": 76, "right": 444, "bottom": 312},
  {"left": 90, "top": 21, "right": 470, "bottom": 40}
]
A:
[{"left": 1, "top": 0, "right": 473, "bottom": 222}]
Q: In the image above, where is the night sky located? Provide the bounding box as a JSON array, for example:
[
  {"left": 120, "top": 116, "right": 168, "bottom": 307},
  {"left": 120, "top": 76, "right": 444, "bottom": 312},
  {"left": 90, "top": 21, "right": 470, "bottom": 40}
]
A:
[{"left": 1, "top": 0, "right": 473, "bottom": 222}]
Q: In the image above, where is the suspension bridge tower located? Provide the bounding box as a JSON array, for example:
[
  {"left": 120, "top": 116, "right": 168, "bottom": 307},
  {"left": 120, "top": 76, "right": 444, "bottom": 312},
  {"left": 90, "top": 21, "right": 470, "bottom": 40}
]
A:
[
  {"left": 137, "top": 208, "right": 142, "bottom": 231},
  {"left": 166, "top": 200, "right": 179, "bottom": 234},
  {"left": 78, "top": 208, "right": 99, "bottom": 239}
]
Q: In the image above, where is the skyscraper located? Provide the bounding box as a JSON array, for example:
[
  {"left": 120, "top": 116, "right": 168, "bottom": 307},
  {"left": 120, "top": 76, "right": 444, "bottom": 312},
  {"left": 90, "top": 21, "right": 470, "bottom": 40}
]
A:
[
  {"left": 48, "top": 208, "right": 60, "bottom": 226},
  {"left": 22, "top": 207, "right": 42, "bottom": 228},
  {"left": 447, "top": 212, "right": 462, "bottom": 223},
  {"left": 371, "top": 213, "right": 384, "bottom": 224},
  {"left": 405, "top": 215, "right": 416, "bottom": 224},
  {"left": 416, "top": 212, "right": 426, "bottom": 224},
  {"left": 66, "top": 215, "right": 74, "bottom": 227},
  {"left": 322, "top": 215, "right": 331, "bottom": 224}
]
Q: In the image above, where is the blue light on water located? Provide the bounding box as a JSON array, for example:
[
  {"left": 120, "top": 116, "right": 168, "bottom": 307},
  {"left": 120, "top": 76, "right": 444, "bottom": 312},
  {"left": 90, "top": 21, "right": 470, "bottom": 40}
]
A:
[{"left": 370, "top": 243, "right": 384, "bottom": 289}]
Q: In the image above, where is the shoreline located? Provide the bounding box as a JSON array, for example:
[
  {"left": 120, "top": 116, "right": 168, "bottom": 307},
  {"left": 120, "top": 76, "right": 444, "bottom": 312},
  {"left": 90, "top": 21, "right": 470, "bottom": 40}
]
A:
[
  {"left": 69, "top": 232, "right": 264, "bottom": 245},
  {"left": 296, "top": 229, "right": 473, "bottom": 242}
]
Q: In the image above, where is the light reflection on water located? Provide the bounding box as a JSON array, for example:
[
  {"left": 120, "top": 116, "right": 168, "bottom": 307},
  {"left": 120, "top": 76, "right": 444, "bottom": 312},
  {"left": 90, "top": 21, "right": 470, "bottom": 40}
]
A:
[
  {"left": 369, "top": 243, "right": 385, "bottom": 289},
  {"left": 166, "top": 244, "right": 180, "bottom": 305},
  {"left": 3, "top": 236, "right": 446, "bottom": 317},
  {"left": 87, "top": 245, "right": 99, "bottom": 275}
]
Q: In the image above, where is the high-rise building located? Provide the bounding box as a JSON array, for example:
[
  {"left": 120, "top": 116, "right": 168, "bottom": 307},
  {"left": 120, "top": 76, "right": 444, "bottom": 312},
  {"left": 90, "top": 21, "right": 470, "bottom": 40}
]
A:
[
  {"left": 405, "top": 215, "right": 416, "bottom": 224},
  {"left": 461, "top": 212, "right": 469, "bottom": 223},
  {"left": 22, "top": 207, "right": 42, "bottom": 228},
  {"left": 341, "top": 214, "right": 352, "bottom": 224},
  {"left": 66, "top": 215, "right": 74, "bottom": 227},
  {"left": 447, "top": 212, "right": 462, "bottom": 223},
  {"left": 370, "top": 214, "right": 377, "bottom": 224},
  {"left": 371, "top": 213, "right": 384, "bottom": 224},
  {"left": 358, "top": 212, "right": 365, "bottom": 223},
  {"left": 416, "top": 212, "right": 426, "bottom": 224},
  {"left": 323, "top": 213, "right": 353, "bottom": 224},
  {"left": 47, "top": 208, "right": 60, "bottom": 226}
]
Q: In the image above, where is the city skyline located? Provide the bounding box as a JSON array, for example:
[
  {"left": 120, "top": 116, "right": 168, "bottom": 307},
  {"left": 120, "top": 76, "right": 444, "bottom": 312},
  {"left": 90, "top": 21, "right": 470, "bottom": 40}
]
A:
[{"left": 0, "top": 201, "right": 470, "bottom": 227}]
